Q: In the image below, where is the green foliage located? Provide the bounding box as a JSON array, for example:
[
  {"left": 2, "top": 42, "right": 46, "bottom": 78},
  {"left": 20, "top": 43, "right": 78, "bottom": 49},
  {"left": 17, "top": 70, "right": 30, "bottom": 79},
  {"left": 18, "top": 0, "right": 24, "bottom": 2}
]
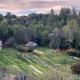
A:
[
  {"left": 13, "top": 25, "right": 29, "bottom": 45},
  {"left": 59, "top": 7, "right": 71, "bottom": 25},
  {"left": 4, "top": 37, "right": 17, "bottom": 48},
  {"left": 39, "top": 68, "right": 80, "bottom": 80},
  {"left": 63, "top": 19, "right": 80, "bottom": 49},
  {"left": 0, "top": 14, "right": 4, "bottom": 21},
  {"left": 49, "top": 28, "right": 60, "bottom": 49},
  {"left": 0, "top": 7, "right": 79, "bottom": 51},
  {"left": 17, "top": 45, "right": 34, "bottom": 52},
  {"left": 0, "top": 22, "right": 13, "bottom": 43}
]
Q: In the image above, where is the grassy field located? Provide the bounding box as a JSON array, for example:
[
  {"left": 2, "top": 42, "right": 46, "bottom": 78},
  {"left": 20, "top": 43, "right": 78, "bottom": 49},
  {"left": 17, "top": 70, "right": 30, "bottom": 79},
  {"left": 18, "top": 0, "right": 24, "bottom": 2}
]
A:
[{"left": 0, "top": 47, "right": 80, "bottom": 80}]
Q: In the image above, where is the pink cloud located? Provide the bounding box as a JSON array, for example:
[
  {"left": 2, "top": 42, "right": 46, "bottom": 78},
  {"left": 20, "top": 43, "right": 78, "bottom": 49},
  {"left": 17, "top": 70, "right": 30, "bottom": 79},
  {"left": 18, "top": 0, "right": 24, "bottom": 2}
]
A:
[{"left": 0, "top": 0, "right": 79, "bottom": 15}]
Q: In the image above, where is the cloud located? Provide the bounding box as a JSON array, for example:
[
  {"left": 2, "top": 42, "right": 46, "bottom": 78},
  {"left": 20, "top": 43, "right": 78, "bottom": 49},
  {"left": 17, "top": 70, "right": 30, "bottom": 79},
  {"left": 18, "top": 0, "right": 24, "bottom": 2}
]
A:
[{"left": 0, "top": 0, "right": 79, "bottom": 15}]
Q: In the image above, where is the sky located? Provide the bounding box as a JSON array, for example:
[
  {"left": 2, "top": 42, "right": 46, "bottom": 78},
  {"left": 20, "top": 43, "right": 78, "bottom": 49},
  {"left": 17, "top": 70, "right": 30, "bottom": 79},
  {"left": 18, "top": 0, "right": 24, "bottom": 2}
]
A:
[{"left": 0, "top": 0, "right": 80, "bottom": 16}]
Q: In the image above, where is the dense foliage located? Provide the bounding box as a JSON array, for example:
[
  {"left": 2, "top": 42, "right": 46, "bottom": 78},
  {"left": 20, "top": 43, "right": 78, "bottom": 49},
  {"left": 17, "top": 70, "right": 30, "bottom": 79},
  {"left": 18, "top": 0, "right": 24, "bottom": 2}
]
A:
[{"left": 0, "top": 7, "right": 80, "bottom": 51}]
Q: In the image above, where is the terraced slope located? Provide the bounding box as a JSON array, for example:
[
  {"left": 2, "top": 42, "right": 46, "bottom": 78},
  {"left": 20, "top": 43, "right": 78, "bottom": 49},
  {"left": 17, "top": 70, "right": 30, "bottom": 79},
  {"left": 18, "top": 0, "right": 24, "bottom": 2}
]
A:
[{"left": 0, "top": 48, "right": 76, "bottom": 76}]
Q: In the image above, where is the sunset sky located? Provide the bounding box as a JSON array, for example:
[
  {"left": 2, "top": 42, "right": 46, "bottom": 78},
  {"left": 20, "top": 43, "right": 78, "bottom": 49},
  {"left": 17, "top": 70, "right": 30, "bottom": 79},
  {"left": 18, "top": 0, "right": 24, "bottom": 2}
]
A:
[{"left": 0, "top": 0, "right": 80, "bottom": 16}]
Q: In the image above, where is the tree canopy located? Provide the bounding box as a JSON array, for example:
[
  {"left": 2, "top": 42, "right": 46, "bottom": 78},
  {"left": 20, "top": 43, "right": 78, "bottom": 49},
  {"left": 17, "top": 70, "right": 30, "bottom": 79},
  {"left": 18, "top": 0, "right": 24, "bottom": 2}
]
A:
[{"left": 0, "top": 7, "right": 80, "bottom": 50}]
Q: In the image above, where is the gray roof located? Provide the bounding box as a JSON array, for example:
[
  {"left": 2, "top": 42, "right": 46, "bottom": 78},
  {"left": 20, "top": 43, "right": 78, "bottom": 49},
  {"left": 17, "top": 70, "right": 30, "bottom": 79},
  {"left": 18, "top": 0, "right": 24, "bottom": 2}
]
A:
[{"left": 25, "top": 41, "right": 37, "bottom": 47}]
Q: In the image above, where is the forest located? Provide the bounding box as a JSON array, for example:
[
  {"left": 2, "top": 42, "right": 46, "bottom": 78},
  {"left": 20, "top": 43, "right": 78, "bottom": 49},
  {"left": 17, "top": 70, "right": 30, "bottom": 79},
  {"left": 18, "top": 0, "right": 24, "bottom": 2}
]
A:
[
  {"left": 0, "top": 7, "right": 80, "bottom": 80},
  {"left": 0, "top": 7, "right": 80, "bottom": 50}
]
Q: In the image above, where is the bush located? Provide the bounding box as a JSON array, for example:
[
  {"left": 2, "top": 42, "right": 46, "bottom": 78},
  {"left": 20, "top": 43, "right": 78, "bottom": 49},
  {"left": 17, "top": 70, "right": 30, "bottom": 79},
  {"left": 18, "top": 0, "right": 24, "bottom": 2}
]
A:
[
  {"left": 39, "top": 68, "right": 79, "bottom": 80},
  {"left": 15, "top": 73, "right": 27, "bottom": 80},
  {"left": 71, "top": 61, "right": 80, "bottom": 74},
  {"left": 15, "top": 73, "right": 37, "bottom": 80},
  {"left": 16, "top": 45, "right": 29, "bottom": 52},
  {"left": 16, "top": 45, "right": 34, "bottom": 52},
  {"left": 0, "top": 67, "right": 9, "bottom": 80},
  {"left": 4, "top": 37, "right": 17, "bottom": 48},
  {"left": 66, "top": 49, "right": 80, "bottom": 57}
]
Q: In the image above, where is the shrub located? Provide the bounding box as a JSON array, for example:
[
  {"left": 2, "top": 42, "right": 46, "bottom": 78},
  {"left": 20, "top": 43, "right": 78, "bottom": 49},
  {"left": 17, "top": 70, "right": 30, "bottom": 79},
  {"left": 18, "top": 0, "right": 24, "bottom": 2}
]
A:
[
  {"left": 66, "top": 49, "right": 80, "bottom": 57},
  {"left": 15, "top": 73, "right": 37, "bottom": 80},
  {"left": 71, "top": 61, "right": 80, "bottom": 74},
  {"left": 16, "top": 45, "right": 35, "bottom": 52},
  {"left": 16, "top": 45, "right": 29, "bottom": 52},
  {"left": 15, "top": 73, "right": 27, "bottom": 80},
  {"left": 39, "top": 68, "right": 79, "bottom": 80},
  {"left": 0, "top": 67, "right": 9, "bottom": 80},
  {"left": 4, "top": 37, "right": 17, "bottom": 48}
]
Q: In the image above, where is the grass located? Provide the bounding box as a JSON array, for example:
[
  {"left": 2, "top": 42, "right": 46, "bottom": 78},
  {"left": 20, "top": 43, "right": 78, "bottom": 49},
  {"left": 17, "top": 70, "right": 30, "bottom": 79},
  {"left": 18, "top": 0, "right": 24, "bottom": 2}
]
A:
[{"left": 0, "top": 47, "right": 80, "bottom": 79}]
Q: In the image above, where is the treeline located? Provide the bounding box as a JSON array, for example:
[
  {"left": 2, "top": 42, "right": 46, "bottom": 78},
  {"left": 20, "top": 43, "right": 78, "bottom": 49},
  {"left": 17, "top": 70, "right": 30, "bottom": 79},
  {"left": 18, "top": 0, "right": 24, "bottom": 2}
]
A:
[{"left": 0, "top": 7, "right": 80, "bottom": 50}]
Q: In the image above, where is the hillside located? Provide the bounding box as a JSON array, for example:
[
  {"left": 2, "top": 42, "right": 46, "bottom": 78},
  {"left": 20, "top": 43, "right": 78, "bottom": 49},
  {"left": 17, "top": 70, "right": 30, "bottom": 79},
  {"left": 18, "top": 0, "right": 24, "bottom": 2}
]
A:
[{"left": 0, "top": 47, "right": 80, "bottom": 80}]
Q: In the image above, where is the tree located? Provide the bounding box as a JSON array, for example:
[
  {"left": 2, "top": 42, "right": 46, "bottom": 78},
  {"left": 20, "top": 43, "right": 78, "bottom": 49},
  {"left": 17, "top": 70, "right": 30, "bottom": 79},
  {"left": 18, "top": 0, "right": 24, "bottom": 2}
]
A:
[
  {"left": 13, "top": 25, "right": 29, "bottom": 45},
  {"left": 59, "top": 7, "right": 71, "bottom": 25},
  {"left": 5, "top": 12, "right": 16, "bottom": 25},
  {"left": 26, "top": 23, "right": 49, "bottom": 46},
  {"left": 49, "top": 28, "right": 61, "bottom": 50},
  {"left": 46, "top": 9, "right": 55, "bottom": 26},
  {"left": 0, "top": 14, "right": 4, "bottom": 21},
  {"left": 4, "top": 37, "right": 17, "bottom": 48},
  {"left": 0, "top": 22, "right": 13, "bottom": 44},
  {"left": 72, "top": 7, "right": 77, "bottom": 19},
  {"left": 62, "top": 19, "right": 80, "bottom": 49}
]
